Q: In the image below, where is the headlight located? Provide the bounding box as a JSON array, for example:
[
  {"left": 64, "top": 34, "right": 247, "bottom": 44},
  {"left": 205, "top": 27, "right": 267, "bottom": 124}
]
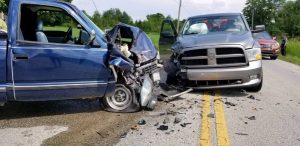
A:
[
  {"left": 246, "top": 47, "right": 262, "bottom": 61},
  {"left": 272, "top": 42, "right": 280, "bottom": 48}
]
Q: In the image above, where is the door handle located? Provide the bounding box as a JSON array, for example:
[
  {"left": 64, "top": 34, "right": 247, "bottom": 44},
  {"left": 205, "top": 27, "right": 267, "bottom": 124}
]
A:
[{"left": 14, "top": 54, "right": 29, "bottom": 60}]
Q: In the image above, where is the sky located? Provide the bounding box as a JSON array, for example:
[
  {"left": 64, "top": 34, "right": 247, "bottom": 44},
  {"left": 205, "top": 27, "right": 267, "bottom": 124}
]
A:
[{"left": 72, "top": 0, "right": 247, "bottom": 21}]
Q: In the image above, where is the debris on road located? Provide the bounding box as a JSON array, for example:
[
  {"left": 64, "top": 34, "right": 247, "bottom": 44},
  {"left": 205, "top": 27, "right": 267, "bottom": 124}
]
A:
[
  {"left": 96, "top": 131, "right": 109, "bottom": 138},
  {"left": 162, "top": 88, "right": 194, "bottom": 102},
  {"left": 180, "top": 123, "right": 192, "bottom": 127},
  {"left": 225, "top": 101, "right": 237, "bottom": 106},
  {"left": 138, "top": 119, "right": 146, "bottom": 125},
  {"left": 235, "top": 133, "right": 249, "bottom": 136},
  {"left": 120, "top": 132, "right": 127, "bottom": 138},
  {"left": 163, "top": 117, "right": 170, "bottom": 124},
  {"left": 240, "top": 89, "right": 247, "bottom": 94},
  {"left": 157, "top": 125, "right": 169, "bottom": 131},
  {"left": 248, "top": 116, "right": 256, "bottom": 120},
  {"left": 154, "top": 122, "right": 159, "bottom": 126},
  {"left": 131, "top": 125, "right": 139, "bottom": 131},
  {"left": 174, "top": 116, "right": 182, "bottom": 124},
  {"left": 207, "top": 113, "right": 215, "bottom": 118},
  {"left": 275, "top": 103, "right": 280, "bottom": 105},
  {"left": 247, "top": 95, "right": 255, "bottom": 100}
]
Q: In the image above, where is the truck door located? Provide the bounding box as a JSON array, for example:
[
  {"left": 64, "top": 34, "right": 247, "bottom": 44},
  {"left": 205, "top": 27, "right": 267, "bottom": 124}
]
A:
[
  {"left": 159, "top": 19, "right": 178, "bottom": 54},
  {"left": 10, "top": 3, "right": 111, "bottom": 101}
]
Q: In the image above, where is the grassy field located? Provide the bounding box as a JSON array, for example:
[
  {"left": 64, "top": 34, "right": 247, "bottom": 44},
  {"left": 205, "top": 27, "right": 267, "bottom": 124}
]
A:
[
  {"left": 278, "top": 38, "right": 300, "bottom": 66},
  {"left": 147, "top": 32, "right": 173, "bottom": 55}
]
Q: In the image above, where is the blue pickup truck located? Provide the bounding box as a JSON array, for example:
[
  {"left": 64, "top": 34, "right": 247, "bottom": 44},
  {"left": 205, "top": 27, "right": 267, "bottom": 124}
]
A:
[{"left": 0, "top": 0, "right": 161, "bottom": 112}]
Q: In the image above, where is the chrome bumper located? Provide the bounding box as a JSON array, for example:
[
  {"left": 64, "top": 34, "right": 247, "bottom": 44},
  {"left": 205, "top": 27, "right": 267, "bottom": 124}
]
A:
[{"left": 181, "top": 60, "right": 263, "bottom": 89}]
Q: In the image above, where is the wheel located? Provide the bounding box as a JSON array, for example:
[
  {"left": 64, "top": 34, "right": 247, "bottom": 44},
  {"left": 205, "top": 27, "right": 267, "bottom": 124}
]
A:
[
  {"left": 100, "top": 84, "right": 140, "bottom": 113},
  {"left": 270, "top": 56, "right": 278, "bottom": 60},
  {"left": 246, "top": 79, "right": 263, "bottom": 92}
]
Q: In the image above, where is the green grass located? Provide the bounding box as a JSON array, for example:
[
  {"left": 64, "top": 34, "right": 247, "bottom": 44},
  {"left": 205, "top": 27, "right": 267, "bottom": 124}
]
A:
[
  {"left": 147, "top": 32, "right": 159, "bottom": 48},
  {"left": 44, "top": 26, "right": 80, "bottom": 38},
  {"left": 278, "top": 38, "right": 300, "bottom": 66},
  {"left": 147, "top": 32, "right": 172, "bottom": 55}
]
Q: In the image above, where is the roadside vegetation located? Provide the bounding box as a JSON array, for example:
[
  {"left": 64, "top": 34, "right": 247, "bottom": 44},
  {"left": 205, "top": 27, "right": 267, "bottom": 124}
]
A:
[
  {"left": 278, "top": 38, "right": 300, "bottom": 65},
  {"left": 244, "top": 0, "right": 300, "bottom": 65}
]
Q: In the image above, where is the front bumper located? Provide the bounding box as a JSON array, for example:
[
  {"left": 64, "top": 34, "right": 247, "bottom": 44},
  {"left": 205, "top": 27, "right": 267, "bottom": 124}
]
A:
[
  {"left": 180, "top": 60, "right": 262, "bottom": 89},
  {"left": 262, "top": 48, "right": 280, "bottom": 57}
]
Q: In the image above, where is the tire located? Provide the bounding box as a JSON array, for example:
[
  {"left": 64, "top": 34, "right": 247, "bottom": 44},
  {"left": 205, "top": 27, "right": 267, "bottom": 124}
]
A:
[
  {"left": 270, "top": 56, "right": 278, "bottom": 60},
  {"left": 100, "top": 84, "right": 140, "bottom": 113},
  {"left": 246, "top": 79, "right": 263, "bottom": 92}
]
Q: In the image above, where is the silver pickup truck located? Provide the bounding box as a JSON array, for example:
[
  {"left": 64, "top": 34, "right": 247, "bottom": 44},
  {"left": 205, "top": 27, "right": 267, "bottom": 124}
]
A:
[{"left": 159, "top": 13, "right": 263, "bottom": 91}]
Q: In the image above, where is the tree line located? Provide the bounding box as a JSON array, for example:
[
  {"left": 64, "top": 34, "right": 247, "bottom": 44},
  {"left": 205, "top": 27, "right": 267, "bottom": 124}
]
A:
[
  {"left": 243, "top": 0, "right": 300, "bottom": 37},
  {"left": 85, "top": 9, "right": 183, "bottom": 33},
  {"left": 2, "top": 0, "right": 300, "bottom": 37}
]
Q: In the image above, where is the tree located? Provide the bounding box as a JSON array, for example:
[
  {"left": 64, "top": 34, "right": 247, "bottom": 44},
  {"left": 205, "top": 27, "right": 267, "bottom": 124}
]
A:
[{"left": 276, "top": 0, "right": 300, "bottom": 36}]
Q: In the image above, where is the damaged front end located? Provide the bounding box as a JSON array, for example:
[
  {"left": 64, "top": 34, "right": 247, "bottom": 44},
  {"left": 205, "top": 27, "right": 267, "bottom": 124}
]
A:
[{"left": 101, "top": 23, "right": 162, "bottom": 112}]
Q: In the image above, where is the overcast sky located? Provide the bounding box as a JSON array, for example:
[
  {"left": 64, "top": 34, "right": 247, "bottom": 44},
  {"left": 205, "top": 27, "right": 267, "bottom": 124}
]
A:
[{"left": 72, "top": 0, "right": 247, "bottom": 20}]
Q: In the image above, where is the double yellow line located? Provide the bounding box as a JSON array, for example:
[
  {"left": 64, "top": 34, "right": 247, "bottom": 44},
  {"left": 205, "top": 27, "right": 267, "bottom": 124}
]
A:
[{"left": 200, "top": 91, "right": 230, "bottom": 146}]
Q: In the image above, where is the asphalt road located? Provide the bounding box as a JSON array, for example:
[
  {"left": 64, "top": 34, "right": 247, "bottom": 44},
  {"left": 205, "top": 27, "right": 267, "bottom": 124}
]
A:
[{"left": 0, "top": 59, "right": 300, "bottom": 146}]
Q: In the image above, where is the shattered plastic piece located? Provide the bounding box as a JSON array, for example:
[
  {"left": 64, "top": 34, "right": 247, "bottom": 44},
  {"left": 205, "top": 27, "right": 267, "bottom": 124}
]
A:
[
  {"left": 120, "top": 132, "right": 127, "bottom": 138},
  {"left": 247, "top": 95, "right": 255, "bottom": 100},
  {"left": 248, "top": 116, "right": 256, "bottom": 120},
  {"left": 174, "top": 116, "right": 182, "bottom": 124},
  {"left": 163, "top": 117, "right": 170, "bottom": 124},
  {"left": 180, "top": 123, "right": 192, "bottom": 127},
  {"left": 131, "top": 125, "right": 139, "bottom": 131},
  {"left": 138, "top": 119, "right": 146, "bottom": 125},
  {"left": 157, "top": 125, "right": 169, "bottom": 131},
  {"left": 97, "top": 131, "right": 109, "bottom": 138},
  {"left": 225, "top": 101, "right": 237, "bottom": 106},
  {"left": 207, "top": 113, "right": 215, "bottom": 118},
  {"left": 240, "top": 89, "right": 247, "bottom": 94},
  {"left": 154, "top": 122, "right": 159, "bottom": 126},
  {"left": 235, "top": 133, "right": 249, "bottom": 136}
]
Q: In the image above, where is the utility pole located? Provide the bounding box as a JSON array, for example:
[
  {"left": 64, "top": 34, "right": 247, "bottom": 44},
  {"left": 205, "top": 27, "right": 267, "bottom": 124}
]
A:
[
  {"left": 177, "top": 0, "right": 182, "bottom": 32},
  {"left": 251, "top": 8, "right": 254, "bottom": 30},
  {"left": 251, "top": 0, "right": 255, "bottom": 30}
]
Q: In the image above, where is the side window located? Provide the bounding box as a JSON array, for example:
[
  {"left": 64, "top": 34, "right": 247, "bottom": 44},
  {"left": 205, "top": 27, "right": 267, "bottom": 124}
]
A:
[{"left": 19, "top": 4, "right": 90, "bottom": 45}]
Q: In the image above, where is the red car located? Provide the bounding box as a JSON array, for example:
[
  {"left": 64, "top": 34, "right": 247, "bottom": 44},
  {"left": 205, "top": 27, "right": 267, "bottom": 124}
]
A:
[{"left": 253, "top": 31, "right": 280, "bottom": 60}]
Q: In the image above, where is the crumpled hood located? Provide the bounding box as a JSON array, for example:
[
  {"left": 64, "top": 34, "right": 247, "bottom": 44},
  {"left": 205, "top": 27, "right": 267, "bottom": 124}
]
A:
[{"left": 176, "top": 31, "right": 255, "bottom": 50}]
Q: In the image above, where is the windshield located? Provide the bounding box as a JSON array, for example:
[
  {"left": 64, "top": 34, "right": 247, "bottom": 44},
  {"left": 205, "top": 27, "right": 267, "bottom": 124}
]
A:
[
  {"left": 253, "top": 31, "right": 272, "bottom": 40},
  {"left": 182, "top": 15, "right": 247, "bottom": 35}
]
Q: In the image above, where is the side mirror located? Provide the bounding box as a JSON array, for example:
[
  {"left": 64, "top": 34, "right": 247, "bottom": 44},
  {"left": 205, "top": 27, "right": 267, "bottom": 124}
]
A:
[{"left": 87, "top": 30, "right": 96, "bottom": 46}]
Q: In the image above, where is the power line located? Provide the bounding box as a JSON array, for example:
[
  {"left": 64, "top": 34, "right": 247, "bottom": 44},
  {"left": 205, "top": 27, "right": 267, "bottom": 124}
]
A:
[{"left": 91, "top": 0, "right": 100, "bottom": 13}]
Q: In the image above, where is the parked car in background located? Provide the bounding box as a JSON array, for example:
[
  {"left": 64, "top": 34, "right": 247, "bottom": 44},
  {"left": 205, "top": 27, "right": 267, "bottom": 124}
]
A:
[
  {"left": 253, "top": 31, "right": 280, "bottom": 60},
  {"left": 159, "top": 13, "right": 263, "bottom": 91}
]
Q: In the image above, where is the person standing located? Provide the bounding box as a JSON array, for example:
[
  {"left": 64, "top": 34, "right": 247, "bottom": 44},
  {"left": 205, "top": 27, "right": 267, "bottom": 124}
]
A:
[{"left": 281, "top": 33, "right": 288, "bottom": 56}]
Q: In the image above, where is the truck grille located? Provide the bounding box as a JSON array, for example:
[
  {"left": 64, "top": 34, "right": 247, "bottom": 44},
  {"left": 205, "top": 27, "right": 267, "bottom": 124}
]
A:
[{"left": 180, "top": 47, "right": 247, "bottom": 68}]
